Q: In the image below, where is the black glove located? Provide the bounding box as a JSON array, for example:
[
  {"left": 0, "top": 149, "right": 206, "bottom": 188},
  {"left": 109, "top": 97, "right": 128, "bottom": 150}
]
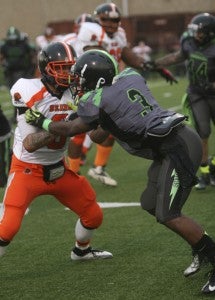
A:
[
  {"left": 25, "top": 109, "right": 46, "bottom": 128},
  {"left": 143, "top": 62, "right": 178, "bottom": 84}
]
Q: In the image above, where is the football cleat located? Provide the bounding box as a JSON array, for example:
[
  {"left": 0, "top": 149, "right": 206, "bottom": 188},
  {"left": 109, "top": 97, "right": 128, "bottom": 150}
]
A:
[
  {"left": 202, "top": 268, "right": 215, "bottom": 294},
  {"left": 88, "top": 166, "right": 117, "bottom": 186},
  {"left": 210, "top": 175, "right": 215, "bottom": 186},
  {"left": 71, "top": 246, "right": 113, "bottom": 260},
  {"left": 195, "top": 174, "right": 210, "bottom": 190},
  {"left": 184, "top": 253, "right": 208, "bottom": 277}
]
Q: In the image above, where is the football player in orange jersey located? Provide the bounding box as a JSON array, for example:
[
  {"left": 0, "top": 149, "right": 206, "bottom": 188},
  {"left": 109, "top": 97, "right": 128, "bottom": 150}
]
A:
[
  {"left": 67, "top": 3, "right": 145, "bottom": 185},
  {"left": 0, "top": 42, "right": 112, "bottom": 261}
]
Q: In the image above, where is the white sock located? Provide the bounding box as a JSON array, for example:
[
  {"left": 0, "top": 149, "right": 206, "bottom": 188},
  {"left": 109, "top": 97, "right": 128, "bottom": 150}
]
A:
[{"left": 75, "top": 219, "right": 94, "bottom": 249}]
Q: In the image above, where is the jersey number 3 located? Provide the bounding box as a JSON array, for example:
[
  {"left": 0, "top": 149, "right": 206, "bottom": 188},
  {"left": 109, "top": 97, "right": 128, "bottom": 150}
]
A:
[{"left": 128, "top": 89, "right": 153, "bottom": 116}]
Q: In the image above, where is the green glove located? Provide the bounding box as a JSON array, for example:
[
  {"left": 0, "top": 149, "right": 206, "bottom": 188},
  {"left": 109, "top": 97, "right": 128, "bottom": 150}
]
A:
[{"left": 25, "top": 109, "right": 51, "bottom": 131}]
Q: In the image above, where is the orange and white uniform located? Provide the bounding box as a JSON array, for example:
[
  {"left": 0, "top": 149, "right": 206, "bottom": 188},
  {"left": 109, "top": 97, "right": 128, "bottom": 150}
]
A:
[
  {"left": 76, "top": 21, "right": 127, "bottom": 60},
  {"left": 67, "top": 22, "right": 128, "bottom": 174},
  {"left": 60, "top": 33, "right": 77, "bottom": 47},
  {"left": 0, "top": 78, "right": 103, "bottom": 242}
]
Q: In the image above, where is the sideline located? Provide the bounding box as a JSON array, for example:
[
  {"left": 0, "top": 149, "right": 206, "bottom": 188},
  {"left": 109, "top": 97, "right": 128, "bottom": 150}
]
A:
[{"left": 65, "top": 202, "right": 140, "bottom": 210}]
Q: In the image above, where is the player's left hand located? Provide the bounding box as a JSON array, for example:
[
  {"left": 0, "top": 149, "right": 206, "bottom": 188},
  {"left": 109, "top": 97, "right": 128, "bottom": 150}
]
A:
[
  {"left": 25, "top": 109, "right": 46, "bottom": 128},
  {"left": 156, "top": 68, "right": 178, "bottom": 85}
]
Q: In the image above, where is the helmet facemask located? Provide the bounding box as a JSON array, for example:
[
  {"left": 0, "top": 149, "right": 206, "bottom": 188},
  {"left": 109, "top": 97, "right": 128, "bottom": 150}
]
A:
[
  {"left": 188, "top": 23, "right": 209, "bottom": 44},
  {"left": 45, "top": 61, "right": 75, "bottom": 88},
  {"left": 98, "top": 15, "right": 121, "bottom": 37}
]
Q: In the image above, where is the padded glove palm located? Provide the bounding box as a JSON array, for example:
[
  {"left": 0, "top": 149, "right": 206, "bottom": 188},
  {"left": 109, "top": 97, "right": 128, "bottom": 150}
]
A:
[{"left": 25, "top": 109, "right": 46, "bottom": 128}]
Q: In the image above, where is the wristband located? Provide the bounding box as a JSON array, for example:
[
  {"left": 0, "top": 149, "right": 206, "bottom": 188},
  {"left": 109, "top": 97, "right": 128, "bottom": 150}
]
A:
[{"left": 42, "top": 119, "right": 52, "bottom": 131}]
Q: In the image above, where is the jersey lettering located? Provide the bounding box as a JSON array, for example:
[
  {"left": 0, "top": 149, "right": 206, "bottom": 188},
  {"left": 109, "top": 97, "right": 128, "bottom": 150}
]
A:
[
  {"left": 109, "top": 47, "right": 122, "bottom": 62},
  {"left": 187, "top": 53, "right": 208, "bottom": 85},
  {"left": 127, "top": 89, "right": 153, "bottom": 117}
]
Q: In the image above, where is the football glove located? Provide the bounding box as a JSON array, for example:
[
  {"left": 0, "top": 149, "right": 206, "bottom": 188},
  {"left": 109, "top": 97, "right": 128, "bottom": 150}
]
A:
[
  {"left": 143, "top": 62, "right": 178, "bottom": 84},
  {"left": 156, "top": 68, "right": 178, "bottom": 85},
  {"left": 25, "top": 109, "right": 46, "bottom": 128}
]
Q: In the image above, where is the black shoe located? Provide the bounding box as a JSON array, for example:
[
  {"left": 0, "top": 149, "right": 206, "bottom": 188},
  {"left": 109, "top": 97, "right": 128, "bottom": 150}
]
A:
[{"left": 202, "top": 269, "right": 215, "bottom": 294}]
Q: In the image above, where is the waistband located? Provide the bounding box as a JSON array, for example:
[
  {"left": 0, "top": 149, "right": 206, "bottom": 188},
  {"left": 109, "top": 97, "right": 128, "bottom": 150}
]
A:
[{"left": 10, "top": 154, "right": 65, "bottom": 173}]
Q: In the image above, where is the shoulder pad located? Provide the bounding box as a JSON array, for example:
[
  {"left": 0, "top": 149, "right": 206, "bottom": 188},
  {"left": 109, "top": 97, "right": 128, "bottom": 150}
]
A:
[{"left": 180, "top": 31, "right": 192, "bottom": 46}]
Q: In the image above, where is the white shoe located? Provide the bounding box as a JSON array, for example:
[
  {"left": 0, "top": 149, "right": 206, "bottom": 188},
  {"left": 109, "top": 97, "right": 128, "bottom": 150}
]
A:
[
  {"left": 88, "top": 166, "right": 117, "bottom": 186},
  {"left": 71, "top": 246, "right": 113, "bottom": 261},
  {"left": 184, "top": 253, "right": 207, "bottom": 277}
]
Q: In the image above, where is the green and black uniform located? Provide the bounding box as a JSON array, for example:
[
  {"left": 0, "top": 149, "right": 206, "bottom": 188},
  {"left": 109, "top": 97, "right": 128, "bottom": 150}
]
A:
[
  {"left": 181, "top": 32, "right": 215, "bottom": 138},
  {"left": 77, "top": 68, "right": 202, "bottom": 222}
]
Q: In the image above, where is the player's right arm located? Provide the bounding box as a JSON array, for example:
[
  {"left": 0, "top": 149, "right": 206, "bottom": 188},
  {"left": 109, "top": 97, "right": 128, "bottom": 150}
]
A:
[
  {"left": 23, "top": 131, "right": 55, "bottom": 153},
  {"left": 155, "top": 50, "right": 184, "bottom": 67}
]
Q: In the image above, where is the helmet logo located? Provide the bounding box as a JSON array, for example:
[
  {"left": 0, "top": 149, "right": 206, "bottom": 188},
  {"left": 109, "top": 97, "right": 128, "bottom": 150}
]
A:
[
  {"left": 81, "top": 64, "right": 88, "bottom": 77},
  {"left": 96, "top": 77, "right": 105, "bottom": 89}
]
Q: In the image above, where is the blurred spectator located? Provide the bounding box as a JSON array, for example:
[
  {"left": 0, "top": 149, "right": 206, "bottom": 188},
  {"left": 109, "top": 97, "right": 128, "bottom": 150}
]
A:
[
  {"left": 132, "top": 40, "right": 152, "bottom": 78},
  {"left": 0, "top": 26, "right": 37, "bottom": 122},
  {"left": 0, "top": 105, "right": 11, "bottom": 187},
  {"left": 132, "top": 40, "right": 152, "bottom": 62},
  {"left": 35, "top": 27, "right": 59, "bottom": 51}
]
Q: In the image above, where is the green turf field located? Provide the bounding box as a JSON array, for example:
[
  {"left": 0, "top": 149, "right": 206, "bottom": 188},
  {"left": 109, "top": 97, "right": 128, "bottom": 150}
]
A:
[{"left": 0, "top": 77, "right": 215, "bottom": 299}]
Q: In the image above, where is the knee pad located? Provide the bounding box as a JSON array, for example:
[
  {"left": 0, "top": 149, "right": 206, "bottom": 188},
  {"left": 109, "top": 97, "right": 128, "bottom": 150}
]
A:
[
  {"left": 0, "top": 218, "right": 21, "bottom": 241},
  {"left": 81, "top": 202, "right": 103, "bottom": 229},
  {"left": 0, "top": 206, "right": 24, "bottom": 241}
]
